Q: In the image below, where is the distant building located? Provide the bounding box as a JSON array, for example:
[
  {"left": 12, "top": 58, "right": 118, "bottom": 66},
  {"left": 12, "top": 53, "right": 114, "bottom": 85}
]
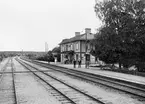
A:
[{"left": 59, "top": 28, "right": 96, "bottom": 64}]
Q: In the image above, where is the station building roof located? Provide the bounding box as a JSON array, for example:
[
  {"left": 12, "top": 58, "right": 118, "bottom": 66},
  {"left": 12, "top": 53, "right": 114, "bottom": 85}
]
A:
[{"left": 59, "top": 33, "right": 95, "bottom": 45}]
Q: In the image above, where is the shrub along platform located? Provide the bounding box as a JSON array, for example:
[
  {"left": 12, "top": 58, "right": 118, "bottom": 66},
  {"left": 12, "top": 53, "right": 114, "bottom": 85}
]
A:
[{"left": 90, "top": 65, "right": 145, "bottom": 77}]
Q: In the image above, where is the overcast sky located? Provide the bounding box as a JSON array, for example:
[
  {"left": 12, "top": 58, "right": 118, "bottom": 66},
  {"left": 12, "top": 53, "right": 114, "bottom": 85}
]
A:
[{"left": 0, "top": 0, "right": 101, "bottom": 52}]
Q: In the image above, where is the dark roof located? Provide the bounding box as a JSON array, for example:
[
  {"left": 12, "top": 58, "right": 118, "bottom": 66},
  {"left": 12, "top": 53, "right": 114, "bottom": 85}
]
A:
[{"left": 59, "top": 33, "right": 94, "bottom": 45}]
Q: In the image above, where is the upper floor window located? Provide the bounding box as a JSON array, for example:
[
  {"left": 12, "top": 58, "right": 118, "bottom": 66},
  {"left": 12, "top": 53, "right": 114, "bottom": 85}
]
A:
[
  {"left": 70, "top": 44, "right": 73, "bottom": 50},
  {"left": 69, "top": 44, "right": 71, "bottom": 50},
  {"left": 61, "top": 45, "right": 64, "bottom": 51},
  {"left": 76, "top": 43, "right": 79, "bottom": 50},
  {"left": 66, "top": 45, "right": 68, "bottom": 51}
]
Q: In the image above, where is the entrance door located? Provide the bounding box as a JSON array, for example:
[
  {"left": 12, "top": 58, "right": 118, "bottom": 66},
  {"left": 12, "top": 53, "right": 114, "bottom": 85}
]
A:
[
  {"left": 76, "top": 54, "right": 79, "bottom": 61},
  {"left": 85, "top": 54, "right": 90, "bottom": 61}
]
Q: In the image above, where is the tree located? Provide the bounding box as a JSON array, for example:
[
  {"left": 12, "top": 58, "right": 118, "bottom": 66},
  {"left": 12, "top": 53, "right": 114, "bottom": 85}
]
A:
[
  {"left": 92, "top": 0, "right": 145, "bottom": 71},
  {"left": 52, "top": 46, "right": 61, "bottom": 62},
  {"left": 36, "top": 51, "right": 54, "bottom": 62},
  {"left": 47, "top": 51, "right": 54, "bottom": 62},
  {"left": 26, "top": 54, "right": 35, "bottom": 59}
]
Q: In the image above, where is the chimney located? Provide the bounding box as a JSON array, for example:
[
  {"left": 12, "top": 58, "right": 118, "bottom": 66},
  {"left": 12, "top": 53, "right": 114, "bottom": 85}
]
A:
[
  {"left": 85, "top": 28, "right": 91, "bottom": 34},
  {"left": 75, "top": 32, "right": 80, "bottom": 36}
]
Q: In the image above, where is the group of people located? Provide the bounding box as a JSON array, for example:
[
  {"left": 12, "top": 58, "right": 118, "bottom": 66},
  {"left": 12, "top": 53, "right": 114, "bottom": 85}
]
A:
[{"left": 73, "top": 59, "right": 82, "bottom": 68}]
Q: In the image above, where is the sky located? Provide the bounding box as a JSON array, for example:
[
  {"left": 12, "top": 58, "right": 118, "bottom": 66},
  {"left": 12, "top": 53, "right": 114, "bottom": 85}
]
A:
[{"left": 0, "top": 0, "right": 102, "bottom": 52}]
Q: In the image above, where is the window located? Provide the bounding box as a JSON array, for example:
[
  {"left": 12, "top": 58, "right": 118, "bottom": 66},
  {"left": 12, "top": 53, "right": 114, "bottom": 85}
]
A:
[
  {"left": 76, "top": 43, "right": 79, "bottom": 50},
  {"left": 66, "top": 45, "right": 68, "bottom": 51},
  {"left": 87, "top": 44, "right": 90, "bottom": 50},
  {"left": 62, "top": 46, "right": 63, "bottom": 51},
  {"left": 69, "top": 44, "right": 71, "bottom": 50},
  {"left": 70, "top": 44, "right": 73, "bottom": 50},
  {"left": 61, "top": 45, "right": 64, "bottom": 51},
  {"left": 64, "top": 45, "right": 66, "bottom": 51}
]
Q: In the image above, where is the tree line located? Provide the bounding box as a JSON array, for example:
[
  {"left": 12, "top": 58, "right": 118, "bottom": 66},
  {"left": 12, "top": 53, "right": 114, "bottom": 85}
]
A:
[{"left": 91, "top": 0, "right": 145, "bottom": 71}]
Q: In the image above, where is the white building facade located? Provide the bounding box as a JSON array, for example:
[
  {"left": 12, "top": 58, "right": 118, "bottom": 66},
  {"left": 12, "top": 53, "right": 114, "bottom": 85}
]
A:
[{"left": 59, "top": 28, "right": 96, "bottom": 64}]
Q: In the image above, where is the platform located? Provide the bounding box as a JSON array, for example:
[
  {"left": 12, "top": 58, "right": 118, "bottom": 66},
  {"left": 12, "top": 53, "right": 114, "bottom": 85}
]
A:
[{"left": 49, "top": 62, "right": 145, "bottom": 86}]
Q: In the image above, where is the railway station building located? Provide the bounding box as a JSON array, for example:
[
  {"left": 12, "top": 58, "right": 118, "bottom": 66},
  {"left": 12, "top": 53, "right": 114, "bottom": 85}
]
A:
[{"left": 59, "top": 28, "right": 96, "bottom": 64}]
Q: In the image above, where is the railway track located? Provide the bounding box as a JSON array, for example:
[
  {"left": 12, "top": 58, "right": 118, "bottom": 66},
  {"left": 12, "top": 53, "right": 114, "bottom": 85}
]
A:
[
  {"left": 20, "top": 57, "right": 145, "bottom": 100},
  {"left": 17, "top": 58, "right": 108, "bottom": 104},
  {"left": 11, "top": 58, "right": 18, "bottom": 104},
  {"left": 0, "top": 58, "right": 18, "bottom": 104}
]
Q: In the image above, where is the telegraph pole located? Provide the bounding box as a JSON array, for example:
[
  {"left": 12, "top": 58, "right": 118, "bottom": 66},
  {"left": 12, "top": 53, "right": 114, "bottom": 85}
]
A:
[{"left": 85, "top": 30, "right": 87, "bottom": 68}]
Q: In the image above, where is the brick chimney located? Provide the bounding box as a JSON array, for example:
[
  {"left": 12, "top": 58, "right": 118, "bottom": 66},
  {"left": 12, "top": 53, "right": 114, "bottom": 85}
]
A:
[
  {"left": 75, "top": 32, "right": 80, "bottom": 36},
  {"left": 85, "top": 28, "right": 91, "bottom": 34}
]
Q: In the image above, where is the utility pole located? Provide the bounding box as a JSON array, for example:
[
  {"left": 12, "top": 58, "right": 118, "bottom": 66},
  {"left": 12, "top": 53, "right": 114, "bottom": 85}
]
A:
[
  {"left": 85, "top": 28, "right": 91, "bottom": 68},
  {"left": 85, "top": 30, "right": 88, "bottom": 68}
]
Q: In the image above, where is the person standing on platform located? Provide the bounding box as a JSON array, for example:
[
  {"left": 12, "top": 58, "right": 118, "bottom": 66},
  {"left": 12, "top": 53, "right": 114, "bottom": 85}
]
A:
[
  {"left": 73, "top": 59, "right": 76, "bottom": 68},
  {"left": 78, "top": 58, "right": 82, "bottom": 68},
  {"left": 87, "top": 60, "right": 90, "bottom": 68},
  {"left": 85, "top": 55, "right": 90, "bottom": 69}
]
